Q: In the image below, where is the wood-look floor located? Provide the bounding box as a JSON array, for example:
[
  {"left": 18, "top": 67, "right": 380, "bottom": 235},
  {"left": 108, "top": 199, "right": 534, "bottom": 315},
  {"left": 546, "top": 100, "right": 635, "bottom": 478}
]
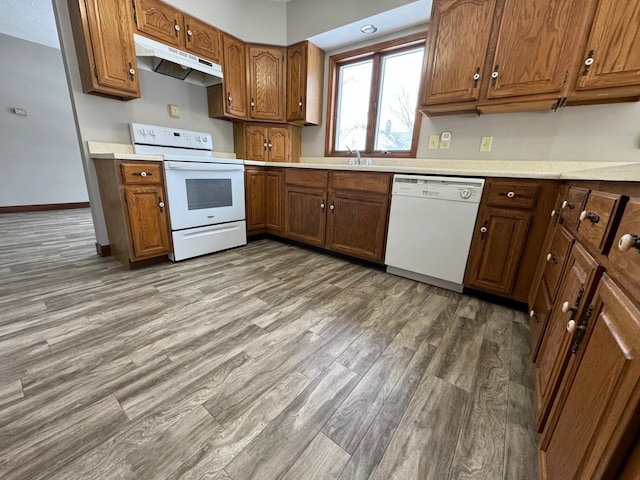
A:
[{"left": 0, "top": 209, "right": 538, "bottom": 480}]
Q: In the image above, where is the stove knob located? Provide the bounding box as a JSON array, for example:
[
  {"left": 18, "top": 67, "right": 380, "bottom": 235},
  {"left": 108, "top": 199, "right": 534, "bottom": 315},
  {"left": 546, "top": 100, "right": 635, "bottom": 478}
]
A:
[
  {"left": 202, "top": 137, "right": 209, "bottom": 143},
  {"left": 196, "top": 136, "right": 201, "bottom": 142},
  {"left": 150, "top": 129, "right": 156, "bottom": 137},
  {"left": 460, "top": 188, "right": 472, "bottom": 199},
  {"left": 140, "top": 128, "right": 147, "bottom": 136}
]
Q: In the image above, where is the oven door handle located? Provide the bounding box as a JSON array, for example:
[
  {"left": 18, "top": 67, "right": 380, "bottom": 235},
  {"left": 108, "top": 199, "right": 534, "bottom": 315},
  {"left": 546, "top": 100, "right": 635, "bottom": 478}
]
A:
[{"left": 165, "top": 161, "right": 244, "bottom": 172}]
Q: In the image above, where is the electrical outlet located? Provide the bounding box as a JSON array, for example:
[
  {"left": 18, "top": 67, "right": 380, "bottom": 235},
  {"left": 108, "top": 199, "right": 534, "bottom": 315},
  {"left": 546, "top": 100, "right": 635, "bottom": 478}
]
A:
[
  {"left": 480, "top": 136, "right": 493, "bottom": 152},
  {"left": 440, "top": 131, "right": 451, "bottom": 150},
  {"left": 428, "top": 134, "right": 439, "bottom": 150},
  {"left": 169, "top": 104, "right": 180, "bottom": 118}
]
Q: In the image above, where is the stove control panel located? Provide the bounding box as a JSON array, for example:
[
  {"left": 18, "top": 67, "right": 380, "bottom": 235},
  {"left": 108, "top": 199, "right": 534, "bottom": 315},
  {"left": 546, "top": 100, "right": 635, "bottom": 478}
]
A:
[{"left": 130, "top": 123, "right": 213, "bottom": 150}]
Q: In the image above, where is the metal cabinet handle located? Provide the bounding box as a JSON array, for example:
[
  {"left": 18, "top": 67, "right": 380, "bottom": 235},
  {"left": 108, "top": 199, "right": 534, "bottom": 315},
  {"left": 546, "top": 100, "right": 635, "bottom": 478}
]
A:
[
  {"left": 480, "top": 226, "right": 488, "bottom": 234},
  {"left": 174, "top": 20, "right": 180, "bottom": 35},
  {"left": 128, "top": 62, "right": 135, "bottom": 80},
  {"left": 320, "top": 201, "right": 325, "bottom": 210},
  {"left": 551, "top": 209, "right": 557, "bottom": 217},
  {"left": 330, "top": 204, "right": 335, "bottom": 211},
  {"left": 562, "top": 200, "right": 575, "bottom": 210},
  {"left": 227, "top": 92, "right": 232, "bottom": 105},
  {"left": 579, "top": 210, "right": 600, "bottom": 224},
  {"left": 619, "top": 233, "right": 640, "bottom": 252},
  {"left": 473, "top": 67, "right": 481, "bottom": 88},
  {"left": 298, "top": 97, "right": 303, "bottom": 109},
  {"left": 546, "top": 253, "right": 558, "bottom": 263},
  {"left": 250, "top": 98, "right": 255, "bottom": 110},
  {"left": 268, "top": 142, "right": 273, "bottom": 149},
  {"left": 158, "top": 197, "right": 165, "bottom": 212},
  {"left": 187, "top": 28, "right": 193, "bottom": 37},
  {"left": 571, "top": 304, "right": 593, "bottom": 354},
  {"left": 491, "top": 65, "right": 499, "bottom": 86},
  {"left": 263, "top": 141, "right": 268, "bottom": 151}
]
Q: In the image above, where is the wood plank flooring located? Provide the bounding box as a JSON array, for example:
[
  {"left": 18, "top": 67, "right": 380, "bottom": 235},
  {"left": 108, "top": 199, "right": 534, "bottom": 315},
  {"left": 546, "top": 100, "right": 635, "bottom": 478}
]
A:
[{"left": 0, "top": 209, "right": 538, "bottom": 480}]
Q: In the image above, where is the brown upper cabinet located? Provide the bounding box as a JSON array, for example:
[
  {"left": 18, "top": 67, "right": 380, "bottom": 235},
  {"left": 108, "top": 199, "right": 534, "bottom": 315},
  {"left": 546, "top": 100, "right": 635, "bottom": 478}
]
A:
[
  {"left": 208, "top": 33, "right": 248, "bottom": 120},
  {"left": 247, "top": 45, "right": 286, "bottom": 122},
  {"left": 568, "top": 0, "right": 640, "bottom": 102},
  {"left": 286, "top": 41, "right": 325, "bottom": 125},
  {"left": 67, "top": 0, "right": 140, "bottom": 100},
  {"left": 233, "top": 123, "right": 302, "bottom": 163},
  {"left": 422, "top": 0, "right": 640, "bottom": 115},
  {"left": 133, "top": 0, "right": 221, "bottom": 63}
]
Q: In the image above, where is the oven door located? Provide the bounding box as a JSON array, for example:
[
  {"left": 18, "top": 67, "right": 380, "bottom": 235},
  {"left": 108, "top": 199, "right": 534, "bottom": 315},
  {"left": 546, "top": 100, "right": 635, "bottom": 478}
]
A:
[{"left": 164, "top": 161, "right": 245, "bottom": 231}]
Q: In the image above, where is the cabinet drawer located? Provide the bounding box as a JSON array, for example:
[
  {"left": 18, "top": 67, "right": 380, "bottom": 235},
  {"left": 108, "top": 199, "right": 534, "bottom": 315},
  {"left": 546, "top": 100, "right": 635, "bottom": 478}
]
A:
[
  {"left": 330, "top": 172, "right": 391, "bottom": 194},
  {"left": 608, "top": 198, "right": 640, "bottom": 293},
  {"left": 485, "top": 180, "right": 539, "bottom": 209},
  {"left": 559, "top": 186, "right": 588, "bottom": 228},
  {"left": 577, "top": 190, "right": 625, "bottom": 253},
  {"left": 529, "top": 281, "right": 552, "bottom": 362},
  {"left": 285, "top": 169, "right": 328, "bottom": 188},
  {"left": 121, "top": 162, "right": 163, "bottom": 185},
  {"left": 542, "top": 226, "right": 574, "bottom": 300}
]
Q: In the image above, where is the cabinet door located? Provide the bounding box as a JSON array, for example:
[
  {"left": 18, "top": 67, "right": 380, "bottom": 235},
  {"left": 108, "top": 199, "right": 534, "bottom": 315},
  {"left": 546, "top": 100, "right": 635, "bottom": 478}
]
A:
[
  {"left": 284, "top": 186, "right": 327, "bottom": 247},
  {"left": 183, "top": 15, "right": 221, "bottom": 63},
  {"left": 535, "top": 242, "right": 601, "bottom": 431},
  {"left": 465, "top": 207, "right": 531, "bottom": 295},
  {"left": 221, "top": 34, "right": 247, "bottom": 119},
  {"left": 326, "top": 192, "right": 389, "bottom": 263},
  {"left": 125, "top": 185, "right": 171, "bottom": 259},
  {"left": 265, "top": 170, "right": 283, "bottom": 234},
  {"left": 268, "top": 127, "right": 290, "bottom": 163},
  {"left": 78, "top": 0, "right": 140, "bottom": 98},
  {"left": 422, "top": 0, "right": 497, "bottom": 105},
  {"left": 244, "top": 125, "right": 268, "bottom": 162},
  {"left": 245, "top": 168, "right": 266, "bottom": 233},
  {"left": 247, "top": 45, "right": 286, "bottom": 122},
  {"left": 133, "top": 0, "right": 182, "bottom": 47},
  {"left": 485, "top": 0, "right": 580, "bottom": 99},
  {"left": 576, "top": 0, "right": 640, "bottom": 91},
  {"left": 541, "top": 275, "right": 640, "bottom": 480},
  {"left": 286, "top": 42, "right": 306, "bottom": 123}
]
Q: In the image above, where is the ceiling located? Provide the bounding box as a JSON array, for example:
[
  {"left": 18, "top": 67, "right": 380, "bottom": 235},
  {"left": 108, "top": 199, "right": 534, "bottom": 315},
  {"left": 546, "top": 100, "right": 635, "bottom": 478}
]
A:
[
  {"left": 0, "top": 0, "right": 429, "bottom": 52},
  {"left": 0, "top": 0, "right": 60, "bottom": 48}
]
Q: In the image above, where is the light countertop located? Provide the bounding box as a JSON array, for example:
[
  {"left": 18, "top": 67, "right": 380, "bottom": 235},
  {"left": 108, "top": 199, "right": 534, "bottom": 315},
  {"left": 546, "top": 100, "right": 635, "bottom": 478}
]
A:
[
  {"left": 86, "top": 142, "right": 640, "bottom": 181},
  {"left": 246, "top": 158, "right": 640, "bottom": 181}
]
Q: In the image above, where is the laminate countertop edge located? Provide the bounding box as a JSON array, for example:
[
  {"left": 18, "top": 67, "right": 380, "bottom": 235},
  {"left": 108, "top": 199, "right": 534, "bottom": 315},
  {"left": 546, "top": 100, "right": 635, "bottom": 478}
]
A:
[{"left": 243, "top": 159, "right": 640, "bottom": 182}]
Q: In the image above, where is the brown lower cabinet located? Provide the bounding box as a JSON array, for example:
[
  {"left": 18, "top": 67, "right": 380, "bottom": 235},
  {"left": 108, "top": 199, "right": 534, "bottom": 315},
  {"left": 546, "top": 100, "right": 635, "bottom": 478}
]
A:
[
  {"left": 530, "top": 182, "right": 640, "bottom": 479},
  {"left": 246, "top": 168, "right": 391, "bottom": 263},
  {"left": 245, "top": 166, "right": 283, "bottom": 235},
  {"left": 465, "top": 178, "right": 558, "bottom": 303},
  {"left": 94, "top": 159, "right": 172, "bottom": 268}
]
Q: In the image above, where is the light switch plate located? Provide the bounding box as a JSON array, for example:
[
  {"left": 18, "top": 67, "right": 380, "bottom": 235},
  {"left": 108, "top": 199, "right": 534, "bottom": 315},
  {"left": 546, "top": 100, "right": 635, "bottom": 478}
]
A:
[
  {"left": 480, "top": 136, "right": 493, "bottom": 152},
  {"left": 169, "top": 104, "right": 180, "bottom": 118},
  {"left": 13, "top": 107, "right": 27, "bottom": 116},
  {"left": 428, "top": 134, "right": 439, "bottom": 150}
]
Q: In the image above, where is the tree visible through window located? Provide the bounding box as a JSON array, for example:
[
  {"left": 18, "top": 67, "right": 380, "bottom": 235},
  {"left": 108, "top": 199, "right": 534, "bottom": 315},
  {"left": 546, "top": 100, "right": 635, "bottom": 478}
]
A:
[{"left": 327, "top": 33, "right": 426, "bottom": 158}]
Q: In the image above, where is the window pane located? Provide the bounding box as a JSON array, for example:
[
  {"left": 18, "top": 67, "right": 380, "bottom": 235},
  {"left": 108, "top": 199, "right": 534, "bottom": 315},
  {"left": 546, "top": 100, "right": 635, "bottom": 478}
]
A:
[
  {"left": 374, "top": 47, "right": 425, "bottom": 152},
  {"left": 335, "top": 59, "right": 373, "bottom": 151}
]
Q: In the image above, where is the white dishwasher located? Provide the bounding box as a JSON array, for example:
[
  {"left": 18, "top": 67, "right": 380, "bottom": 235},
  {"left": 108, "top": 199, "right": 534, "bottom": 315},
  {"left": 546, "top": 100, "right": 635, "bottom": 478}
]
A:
[{"left": 385, "top": 175, "right": 485, "bottom": 292}]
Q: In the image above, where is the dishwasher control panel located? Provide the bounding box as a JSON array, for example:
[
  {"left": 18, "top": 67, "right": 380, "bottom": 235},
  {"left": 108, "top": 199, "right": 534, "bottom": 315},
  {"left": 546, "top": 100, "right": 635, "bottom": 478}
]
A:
[{"left": 392, "top": 175, "right": 484, "bottom": 203}]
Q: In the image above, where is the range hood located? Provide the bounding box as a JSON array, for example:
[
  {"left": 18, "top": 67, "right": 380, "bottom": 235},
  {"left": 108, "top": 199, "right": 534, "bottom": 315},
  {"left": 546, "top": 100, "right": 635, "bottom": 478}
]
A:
[{"left": 133, "top": 34, "right": 223, "bottom": 87}]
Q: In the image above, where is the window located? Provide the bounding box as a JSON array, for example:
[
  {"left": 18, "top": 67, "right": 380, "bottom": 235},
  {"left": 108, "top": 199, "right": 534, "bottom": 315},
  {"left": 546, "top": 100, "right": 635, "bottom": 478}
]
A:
[{"left": 326, "top": 33, "right": 426, "bottom": 158}]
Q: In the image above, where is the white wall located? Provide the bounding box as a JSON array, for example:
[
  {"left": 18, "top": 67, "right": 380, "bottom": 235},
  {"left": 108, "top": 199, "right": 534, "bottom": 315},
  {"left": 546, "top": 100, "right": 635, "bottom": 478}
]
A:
[
  {"left": 0, "top": 33, "right": 88, "bottom": 207},
  {"left": 164, "top": 0, "right": 287, "bottom": 44},
  {"left": 301, "top": 27, "right": 640, "bottom": 163}
]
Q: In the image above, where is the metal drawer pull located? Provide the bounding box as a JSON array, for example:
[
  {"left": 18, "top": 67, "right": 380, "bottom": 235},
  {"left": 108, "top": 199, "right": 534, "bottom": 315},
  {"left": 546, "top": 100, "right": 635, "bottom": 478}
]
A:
[
  {"left": 571, "top": 304, "right": 593, "bottom": 354},
  {"left": 579, "top": 210, "right": 600, "bottom": 223},
  {"left": 132, "top": 171, "right": 152, "bottom": 177},
  {"left": 618, "top": 233, "right": 640, "bottom": 252},
  {"left": 602, "top": 313, "right": 634, "bottom": 360}
]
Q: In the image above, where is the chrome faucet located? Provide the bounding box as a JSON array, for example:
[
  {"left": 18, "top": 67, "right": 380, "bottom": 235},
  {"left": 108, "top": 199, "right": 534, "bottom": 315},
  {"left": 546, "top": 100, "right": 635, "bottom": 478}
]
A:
[{"left": 346, "top": 146, "right": 362, "bottom": 165}]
